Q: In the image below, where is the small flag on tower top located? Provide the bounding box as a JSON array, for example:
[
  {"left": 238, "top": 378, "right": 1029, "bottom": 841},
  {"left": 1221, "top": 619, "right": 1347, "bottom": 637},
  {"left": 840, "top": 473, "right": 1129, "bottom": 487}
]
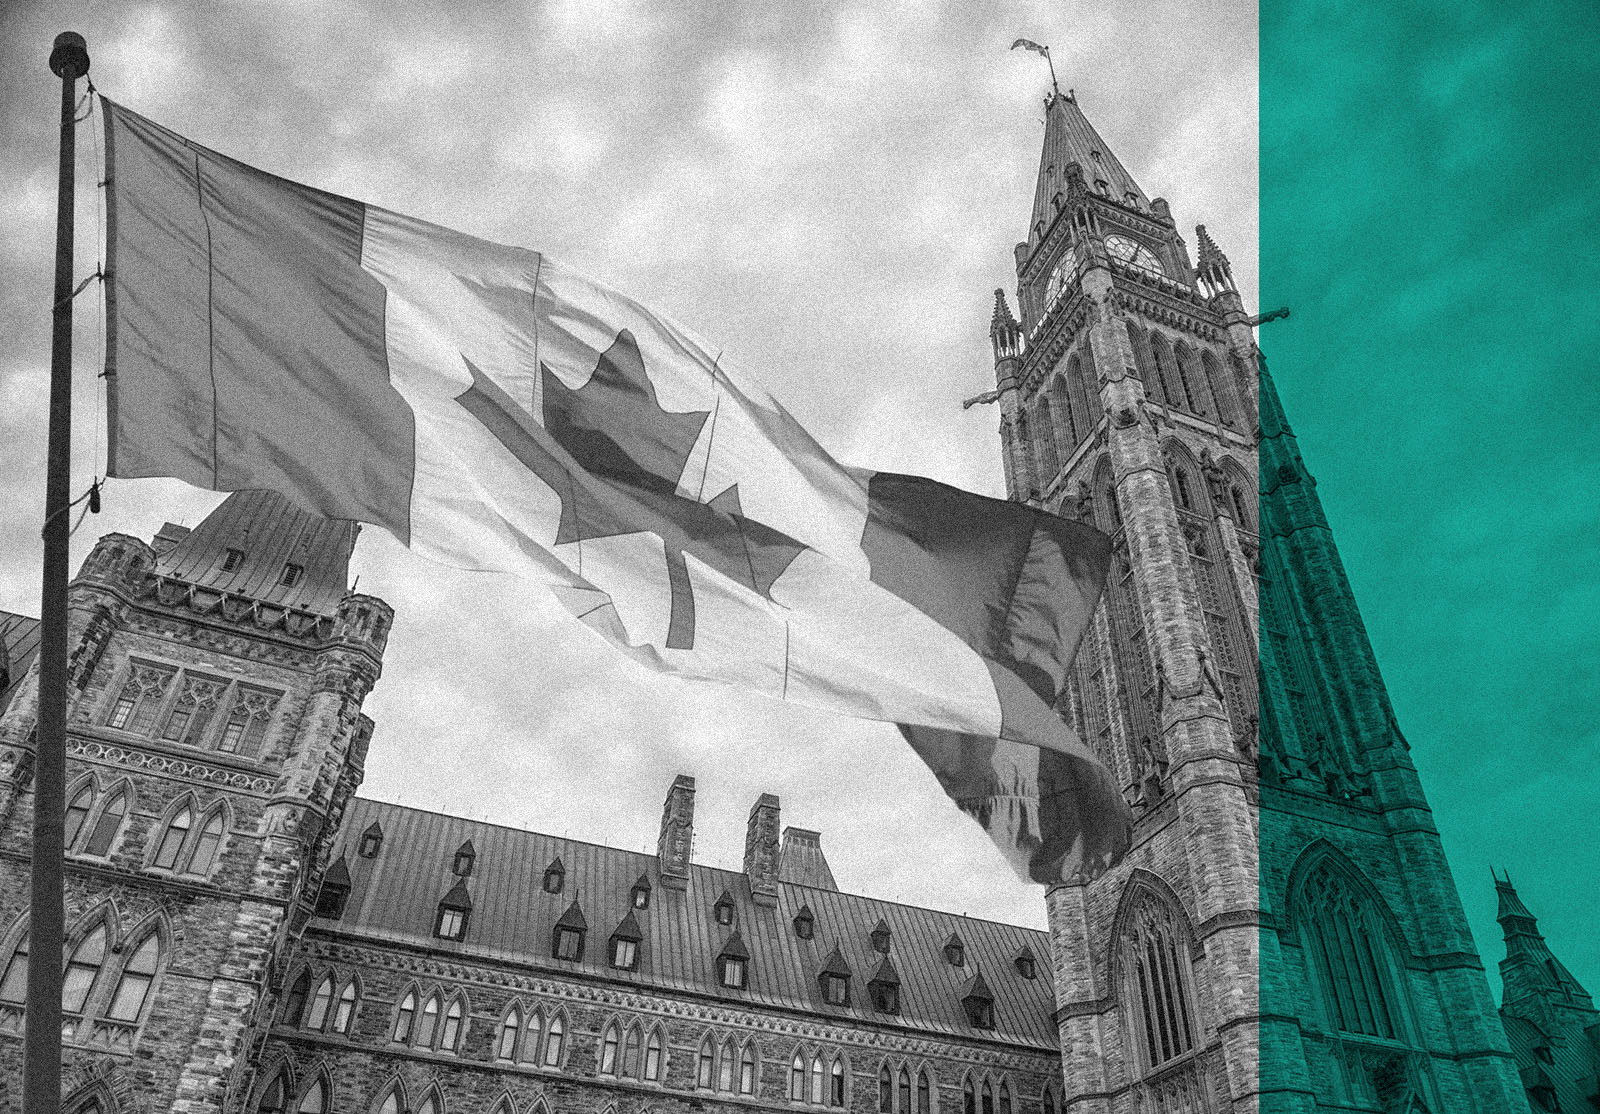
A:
[{"left": 99, "top": 98, "right": 1132, "bottom": 883}]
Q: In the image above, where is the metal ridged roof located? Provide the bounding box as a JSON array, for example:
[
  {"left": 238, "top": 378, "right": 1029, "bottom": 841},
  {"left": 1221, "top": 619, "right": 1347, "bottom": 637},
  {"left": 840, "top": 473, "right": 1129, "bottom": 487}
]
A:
[
  {"left": 321, "top": 798, "right": 1058, "bottom": 1049},
  {"left": 1029, "top": 91, "right": 1149, "bottom": 239},
  {"left": 0, "top": 611, "right": 41, "bottom": 714},
  {"left": 154, "top": 490, "right": 356, "bottom": 616}
]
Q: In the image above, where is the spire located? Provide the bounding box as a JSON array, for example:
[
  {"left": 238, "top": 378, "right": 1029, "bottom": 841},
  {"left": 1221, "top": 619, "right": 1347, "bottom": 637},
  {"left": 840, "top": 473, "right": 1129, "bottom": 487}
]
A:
[
  {"left": 1028, "top": 90, "right": 1149, "bottom": 248},
  {"left": 1495, "top": 872, "right": 1595, "bottom": 1018},
  {"left": 1194, "top": 224, "right": 1238, "bottom": 298},
  {"left": 989, "top": 288, "right": 1019, "bottom": 337},
  {"left": 153, "top": 490, "right": 357, "bottom": 617}
]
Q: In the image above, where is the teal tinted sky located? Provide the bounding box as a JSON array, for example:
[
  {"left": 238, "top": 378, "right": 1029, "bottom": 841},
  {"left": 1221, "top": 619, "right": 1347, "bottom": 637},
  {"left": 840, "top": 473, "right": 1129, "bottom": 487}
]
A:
[{"left": 1262, "top": 1, "right": 1600, "bottom": 995}]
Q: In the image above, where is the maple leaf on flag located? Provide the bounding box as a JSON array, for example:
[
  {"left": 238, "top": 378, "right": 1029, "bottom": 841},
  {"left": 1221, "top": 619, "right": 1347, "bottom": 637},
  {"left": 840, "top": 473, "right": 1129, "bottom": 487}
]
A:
[{"left": 456, "top": 331, "right": 806, "bottom": 649}]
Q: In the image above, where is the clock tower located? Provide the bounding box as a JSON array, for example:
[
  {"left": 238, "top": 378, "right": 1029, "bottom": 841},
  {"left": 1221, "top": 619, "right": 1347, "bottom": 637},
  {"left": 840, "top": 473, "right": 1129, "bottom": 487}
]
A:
[{"left": 987, "top": 89, "right": 1527, "bottom": 1112}]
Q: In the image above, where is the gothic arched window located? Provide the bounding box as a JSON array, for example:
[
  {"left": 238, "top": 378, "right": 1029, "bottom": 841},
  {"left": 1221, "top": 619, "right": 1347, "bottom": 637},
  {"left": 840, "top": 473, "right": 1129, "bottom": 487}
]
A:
[
  {"left": 646, "top": 1027, "right": 665, "bottom": 1081},
  {"left": 898, "top": 1066, "right": 912, "bottom": 1113},
  {"left": 440, "top": 996, "right": 465, "bottom": 1051},
  {"left": 257, "top": 1071, "right": 289, "bottom": 1114},
  {"left": 62, "top": 924, "right": 108, "bottom": 1014},
  {"left": 880, "top": 1064, "right": 893, "bottom": 1112},
  {"left": 918, "top": 1069, "right": 931, "bottom": 1114},
  {"left": 295, "top": 1077, "right": 326, "bottom": 1114},
  {"left": 498, "top": 1004, "right": 522, "bottom": 1060},
  {"left": 305, "top": 975, "right": 334, "bottom": 1030},
  {"left": 1173, "top": 343, "right": 1210, "bottom": 416},
  {"left": 1050, "top": 375, "right": 1076, "bottom": 458},
  {"left": 105, "top": 933, "right": 160, "bottom": 1023},
  {"left": 185, "top": 809, "right": 226, "bottom": 876},
  {"left": 65, "top": 781, "right": 94, "bottom": 849},
  {"left": 0, "top": 933, "right": 27, "bottom": 1003},
  {"left": 415, "top": 992, "right": 441, "bottom": 1046},
  {"left": 1299, "top": 864, "right": 1402, "bottom": 1040},
  {"left": 151, "top": 803, "right": 192, "bottom": 870},
  {"left": 600, "top": 1021, "right": 621, "bottom": 1074},
  {"left": 737, "top": 1040, "right": 754, "bottom": 1093},
  {"left": 810, "top": 1053, "right": 825, "bottom": 1104},
  {"left": 698, "top": 1035, "right": 716, "bottom": 1088},
  {"left": 331, "top": 979, "right": 357, "bottom": 1034},
  {"left": 790, "top": 1051, "right": 807, "bottom": 1100},
  {"left": 543, "top": 1011, "right": 565, "bottom": 1066},
  {"left": 375, "top": 1085, "right": 402, "bottom": 1114},
  {"left": 282, "top": 970, "right": 310, "bottom": 1027},
  {"left": 962, "top": 1077, "right": 976, "bottom": 1114},
  {"left": 82, "top": 788, "right": 129, "bottom": 857},
  {"left": 1033, "top": 397, "right": 1061, "bottom": 486},
  {"left": 719, "top": 1036, "right": 737, "bottom": 1090},
  {"left": 1120, "top": 891, "right": 1198, "bottom": 1071},
  {"left": 392, "top": 990, "right": 416, "bottom": 1042},
  {"left": 831, "top": 1056, "right": 847, "bottom": 1107}
]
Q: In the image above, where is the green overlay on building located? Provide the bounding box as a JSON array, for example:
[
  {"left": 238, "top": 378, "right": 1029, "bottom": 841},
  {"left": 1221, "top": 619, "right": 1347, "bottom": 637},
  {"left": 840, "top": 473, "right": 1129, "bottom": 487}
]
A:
[{"left": 1261, "top": 1, "right": 1600, "bottom": 1108}]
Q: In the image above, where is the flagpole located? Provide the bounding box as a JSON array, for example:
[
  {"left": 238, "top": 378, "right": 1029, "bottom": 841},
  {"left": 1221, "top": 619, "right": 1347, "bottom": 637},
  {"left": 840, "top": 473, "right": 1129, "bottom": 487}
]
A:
[{"left": 25, "top": 30, "right": 89, "bottom": 1114}]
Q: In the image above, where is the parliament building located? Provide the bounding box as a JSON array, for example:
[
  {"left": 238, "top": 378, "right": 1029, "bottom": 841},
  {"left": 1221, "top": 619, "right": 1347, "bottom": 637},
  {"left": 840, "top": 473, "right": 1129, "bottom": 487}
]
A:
[{"left": 1, "top": 81, "right": 1589, "bottom": 1114}]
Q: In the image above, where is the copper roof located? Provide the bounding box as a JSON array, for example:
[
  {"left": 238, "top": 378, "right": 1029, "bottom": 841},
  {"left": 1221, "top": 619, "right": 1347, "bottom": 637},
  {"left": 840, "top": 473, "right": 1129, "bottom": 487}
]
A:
[
  {"left": 0, "top": 611, "right": 41, "bottom": 714},
  {"left": 318, "top": 798, "right": 1058, "bottom": 1048},
  {"left": 154, "top": 490, "right": 357, "bottom": 616},
  {"left": 1029, "top": 91, "right": 1149, "bottom": 241}
]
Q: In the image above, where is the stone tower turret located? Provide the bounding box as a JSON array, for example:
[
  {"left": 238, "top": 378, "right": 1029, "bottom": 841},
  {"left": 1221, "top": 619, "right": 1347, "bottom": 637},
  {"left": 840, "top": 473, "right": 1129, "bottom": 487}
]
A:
[
  {"left": 0, "top": 491, "right": 388, "bottom": 1113},
  {"left": 989, "top": 86, "right": 1526, "bottom": 1111}
]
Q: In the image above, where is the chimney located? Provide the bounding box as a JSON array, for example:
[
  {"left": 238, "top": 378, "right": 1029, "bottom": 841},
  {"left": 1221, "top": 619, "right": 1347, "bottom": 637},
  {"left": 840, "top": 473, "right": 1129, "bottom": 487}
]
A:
[
  {"left": 656, "top": 774, "right": 695, "bottom": 890},
  {"left": 743, "top": 793, "right": 781, "bottom": 907},
  {"left": 778, "top": 826, "right": 839, "bottom": 892}
]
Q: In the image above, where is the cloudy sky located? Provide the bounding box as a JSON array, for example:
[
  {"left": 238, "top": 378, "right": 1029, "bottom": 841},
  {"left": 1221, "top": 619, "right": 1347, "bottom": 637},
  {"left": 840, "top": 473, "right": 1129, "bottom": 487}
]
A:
[{"left": 1, "top": 0, "right": 1589, "bottom": 1001}]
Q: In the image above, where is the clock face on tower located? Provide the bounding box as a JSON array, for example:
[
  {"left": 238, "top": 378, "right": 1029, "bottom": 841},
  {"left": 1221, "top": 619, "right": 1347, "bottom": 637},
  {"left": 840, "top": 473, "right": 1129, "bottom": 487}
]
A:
[
  {"left": 1043, "top": 258, "right": 1071, "bottom": 309},
  {"left": 1104, "top": 234, "right": 1164, "bottom": 277}
]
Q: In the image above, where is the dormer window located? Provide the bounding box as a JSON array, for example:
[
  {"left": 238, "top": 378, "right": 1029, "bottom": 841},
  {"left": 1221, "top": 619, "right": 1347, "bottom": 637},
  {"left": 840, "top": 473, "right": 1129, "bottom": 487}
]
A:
[
  {"left": 357, "top": 822, "right": 383, "bottom": 858},
  {"left": 868, "top": 957, "right": 901, "bottom": 1014},
  {"left": 961, "top": 972, "right": 995, "bottom": 1029},
  {"left": 280, "top": 562, "right": 304, "bottom": 588},
  {"left": 221, "top": 548, "right": 244, "bottom": 572},
  {"left": 1015, "top": 947, "right": 1038, "bottom": 980},
  {"left": 552, "top": 901, "right": 587, "bottom": 961},
  {"left": 717, "top": 934, "right": 750, "bottom": 989},
  {"left": 818, "top": 944, "right": 851, "bottom": 1005},
  {"left": 314, "top": 856, "right": 352, "bottom": 919},
  {"left": 713, "top": 890, "right": 735, "bottom": 926},
  {"left": 821, "top": 973, "right": 849, "bottom": 1005},
  {"left": 944, "top": 933, "right": 966, "bottom": 966},
  {"left": 869, "top": 919, "right": 891, "bottom": 954},
  {"left": 609, "top": 911, "right": 643, "bottom": 971},
  {"left": 794, "top": 906, "right": 815, "bottom": 940},
  {"left": 435, "top": 879, "right": 472, "bottom": 942},
  {"left": 1094, "top": 179, "right": 1110, "bottom": 196},
  {"left": 631, "top": 874, "right": 651, "bottom": 909},
  {"left": 452, "top": 840, "right": 475, "bottom": 877},
  {"left": 543, "top": 857, "right": 565, "bottom": 894}
]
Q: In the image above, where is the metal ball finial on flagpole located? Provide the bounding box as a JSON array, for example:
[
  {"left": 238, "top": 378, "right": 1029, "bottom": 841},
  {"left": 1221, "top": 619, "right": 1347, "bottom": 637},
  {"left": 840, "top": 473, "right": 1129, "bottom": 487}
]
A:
[{"left": 27, "top": 29, "right": 90, "bottom": 1114}]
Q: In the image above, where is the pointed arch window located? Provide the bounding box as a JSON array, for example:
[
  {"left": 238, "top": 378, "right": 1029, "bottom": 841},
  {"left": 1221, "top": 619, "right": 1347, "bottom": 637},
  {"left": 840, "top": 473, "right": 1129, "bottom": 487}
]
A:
[
  {"left": 963, "top": 1077, "right": 976, "bottom": 1114},
  {"left": 295, "top": 1078, "right": 326, "bottom": 1114},
  {"left": 393, "top": 990, "right": 417, "bottom": 1042},
  {"left": 999, "top": 1081, "right": 1011, "bottom": 1114},
  {"left": 646, "top": 1027, "right": 665, "bottom": 1081},
  {"left": 523, "top": 1008, "right": 544, "bottom": 1064},
  {"left": 810, "top": 1054, "right": 826, "bottom": 1105},
  {"left": 880, "top": 1065, "right": 893, "bottom": 1112},
  {"left": 790, "top": 1051, "right": 807, "bottom": 1100},
  {"left": 257, "top": 1072, "right": 289, "bottom": 1114},
  {"left": 718, "top": 1036, "right": 737, "bottom": 1091},
  {"left": 104, "top": 933, "right": 160, "bottom": 1022},
  {"left": 737, "top": 1041, "right": 755, "bottom": 1093},
  {"left": 62, "top": 924, "right": 108, "bottom": 1013},
  {"left": 152, "top": 803, "right": 193, "bottom": 870},
  {"left": 185, "top": 809, "right": 226, "bottom": 876},
  {"left": 415, "top": 1094, "right": 440, "bottom": 1114},
  {"left": 161, "top": 673, "right": 228, "bottom": 745},
  {"left": 1041, "top": 1086, "right": 1056, "bottom": 1114},
  {"left": 82, "top": 789, "right": 128, "bottom": 857},
  {"left": 282, "top": 970, "right": 311, "bottom": 1026},
  {"left": 218, "top": 685, "right": 277, "bottom": 757},
  {"left": 498, "top": 1004, "right": 522, "bottom": 1060},
  {"left": 415, "top": 993, "right": 442, "bottom": 1046},
  {"left": 1121, "top": 892, "right": 1198, "bottom": 1070},
  {"left": 918, "top": 1070, "right": 931, "bottom": 1114},
  {"left": 440, "top": 996, "right": 464, "bottom": 1051},
  {"left": 981, "top": 1080, "right": 994, "bottom": 1114},
  {"left": 305, "top": 975, "right": 334, "bottom": 1029},
  {"left": 601, "top": 1021, "right": 621, "bottom": 1073},
  {"left": 375, "top": 1087, "right": 402, "bottom": 1114},
  {"left": 491, "top": 1100, "right": 516, "bottom": 1114},
  {"left": 698, "top": 1035, "right": 716, "bottom": 1088},
  {"left": 831, "top": 1057, "right": 847, "bottom": 1107},
  {"left": 1300, "top": 865, "right": 1400, "bottom": 1040},
  {"left": 0, "top": 934, "right": 27, "bottom": 1003},
  {"left": 543, "top": 1012, "right": 565, "bottom": 1066},
  {"left": 65, "top": 782, "right": 94, "bottom": 848},
  {"left": 331, "top": 980, "right": 357, "bottom": 1034},
  {"left": 898, "top": 1067, "right": 912, "bottom": 1113}
]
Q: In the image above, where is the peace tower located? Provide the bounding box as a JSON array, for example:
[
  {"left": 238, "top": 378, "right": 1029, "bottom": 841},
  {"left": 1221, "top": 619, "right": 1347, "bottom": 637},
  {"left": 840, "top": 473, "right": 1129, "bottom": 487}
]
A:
[{"left": 983, "top": 88, "right": 1527, "bottom": 1111}]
